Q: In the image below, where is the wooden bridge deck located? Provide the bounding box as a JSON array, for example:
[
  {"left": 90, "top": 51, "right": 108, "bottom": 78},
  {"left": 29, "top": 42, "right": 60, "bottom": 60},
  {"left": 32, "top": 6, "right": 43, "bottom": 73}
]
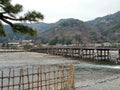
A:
[{"left": 30, "top": 46, "right": 120, "bottom": 62}]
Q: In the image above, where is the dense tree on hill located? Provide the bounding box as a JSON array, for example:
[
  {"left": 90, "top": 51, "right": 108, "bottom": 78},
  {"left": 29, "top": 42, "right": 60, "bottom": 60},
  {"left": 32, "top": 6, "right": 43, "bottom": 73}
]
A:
[
  {"left": 0, "top": 0, "right": 44, "bottom": 36},
  {"left": 48, "top": 36, "right": 72, "bottom": 45}
]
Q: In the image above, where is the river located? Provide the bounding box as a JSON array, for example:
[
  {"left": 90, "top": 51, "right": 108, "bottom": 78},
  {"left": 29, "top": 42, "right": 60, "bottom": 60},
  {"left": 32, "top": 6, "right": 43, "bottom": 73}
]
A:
[{"left": 0, "top": 52, "right": 120, "bottom": 90}]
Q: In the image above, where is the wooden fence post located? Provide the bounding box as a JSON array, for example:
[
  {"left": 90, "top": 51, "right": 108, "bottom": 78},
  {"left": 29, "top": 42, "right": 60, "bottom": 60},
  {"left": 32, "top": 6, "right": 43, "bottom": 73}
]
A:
[
  {"left": 8, "top": 68, "right": 11, "bottom": 90},
  {"left": 18, "top": 69, "right": 22, "bottom": 90},
  {"left": 37, "top": 67, "right": 40, "bottom": 90},
  {"left": 44, "top": 66, "right": 47, "bottom": 90},
  {"left": 54, "top": 66, "right": 58, "bottom": 90},
  {"left": 21, "top": 69, "right": 24, "bottom": 90},
  {"left": 27, "top": 68, "right": 30, "bottom": 90},
  {"left": 56, "top": 67, "right": 58, "bottom": 89},
  {"left": 68, "top": 64, "right": 74, "bottom": 90},
  {"left": 12, "top": 69, "right": 15, "bottom": 90},
  {"left": 40, "top": 66, "right": 42, "bottom": 90},
  {"left": 1, "top": 71, "right": 3, "bottom": 90},
  {"left": 32, "top": 66, "right": 34, "bottom": 90},
  {"left": 61, "top": 65, "right": 64, "bottom": 89},
  {"left": 48, "top": 66, "right": 50, "bottom": 90}
]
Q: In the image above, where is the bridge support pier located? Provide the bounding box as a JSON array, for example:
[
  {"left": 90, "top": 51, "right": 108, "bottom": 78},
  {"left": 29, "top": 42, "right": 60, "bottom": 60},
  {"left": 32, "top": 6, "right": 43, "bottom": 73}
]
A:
[{"left": 96, "top": 49, "right": 110, "bottom": 60}]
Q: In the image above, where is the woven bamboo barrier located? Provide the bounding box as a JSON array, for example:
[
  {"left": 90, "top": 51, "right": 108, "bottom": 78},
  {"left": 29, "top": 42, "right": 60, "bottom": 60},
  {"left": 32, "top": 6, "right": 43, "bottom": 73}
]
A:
[{"left": 0, "top": 64, "right": 74, "bottom": 90}]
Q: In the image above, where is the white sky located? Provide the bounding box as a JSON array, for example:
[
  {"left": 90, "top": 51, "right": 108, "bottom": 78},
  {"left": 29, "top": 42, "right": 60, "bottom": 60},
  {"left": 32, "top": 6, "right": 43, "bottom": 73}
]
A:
[{"left": 12, "top": 0, "right": 120, "bottom": 23}]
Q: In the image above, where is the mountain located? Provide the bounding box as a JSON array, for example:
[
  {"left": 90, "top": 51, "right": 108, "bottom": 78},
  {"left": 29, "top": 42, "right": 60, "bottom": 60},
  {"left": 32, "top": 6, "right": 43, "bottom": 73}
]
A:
[
  {"left": 40, "top": 18, "right": 103, "bottom": 44},
  {"left": 1, "top": 11, "right": 120, "bottom": 44},
  {"left": 87, "top": 11, "right": 120, "bottom": 42},
  {"left": 40, "top": 11, "right": 120, "bottom": 44},
  {"left": 23, "top": 22, "right": 54, "bottom": 33},
  {"left": 3, "top": 25, "right": 35, "bottom": 41},
  {"left": 0, "top": 22, "right": 54, "bottom": 43}
]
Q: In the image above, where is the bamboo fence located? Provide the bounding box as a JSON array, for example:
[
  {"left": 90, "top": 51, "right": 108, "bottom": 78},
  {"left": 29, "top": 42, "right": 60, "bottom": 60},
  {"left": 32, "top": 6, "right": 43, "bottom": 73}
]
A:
[{"left": 0, "top": 64, "right": 74, "bottom": 90}]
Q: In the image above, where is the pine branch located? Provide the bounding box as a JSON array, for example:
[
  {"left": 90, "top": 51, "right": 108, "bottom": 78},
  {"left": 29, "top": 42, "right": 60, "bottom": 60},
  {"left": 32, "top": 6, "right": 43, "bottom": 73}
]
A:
[
  {"left": 0, "top": 0, "right": 44, "bottom": 36},
  {"left": 0, "top": 17, "right": 13, "bottom": 26}
]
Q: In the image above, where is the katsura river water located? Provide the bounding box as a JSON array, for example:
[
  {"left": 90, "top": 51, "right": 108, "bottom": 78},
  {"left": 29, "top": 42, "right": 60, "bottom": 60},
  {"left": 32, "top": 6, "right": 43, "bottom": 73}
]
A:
[{"left": 0, "top": 52, "right": 120, "bottom": 89}]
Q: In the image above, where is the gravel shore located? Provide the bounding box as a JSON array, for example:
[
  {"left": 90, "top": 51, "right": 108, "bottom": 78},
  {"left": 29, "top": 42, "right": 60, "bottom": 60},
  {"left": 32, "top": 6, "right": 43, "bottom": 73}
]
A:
[
  {"left": 0, "top": 52, "right": 120, "bottom": 90},
  {"left": 76, "top": 74, "right": 120, "bottom": 90},
  {"left": 75, "top": 67, "right": 120, "bottom": 90}
]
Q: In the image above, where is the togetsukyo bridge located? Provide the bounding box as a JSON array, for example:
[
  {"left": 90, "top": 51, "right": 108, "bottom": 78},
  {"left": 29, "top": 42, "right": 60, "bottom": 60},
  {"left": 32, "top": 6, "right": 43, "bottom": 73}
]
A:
[{"left": 30, "top": 46, "right": 120, "bottom": 63}]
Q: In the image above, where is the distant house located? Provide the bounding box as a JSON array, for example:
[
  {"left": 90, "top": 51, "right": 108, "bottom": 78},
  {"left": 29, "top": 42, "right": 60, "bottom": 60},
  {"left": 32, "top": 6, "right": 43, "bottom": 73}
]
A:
[
  {"left": 20, "top": 40, "right": 32, "bottom": 45},
  {"left": 94, "top": 44, "right": 102, "bottom": 47},
  {"left": 8, "top": 42, "right": 20, "bottom": 49},
  {"left": 102, "top": 42, "right": 112, "bottom": 46}
]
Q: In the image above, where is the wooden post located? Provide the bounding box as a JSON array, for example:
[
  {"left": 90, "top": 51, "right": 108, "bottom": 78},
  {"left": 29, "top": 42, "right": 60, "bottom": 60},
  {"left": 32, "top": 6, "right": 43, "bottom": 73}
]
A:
[
  {"left": 61, "top": 65, "right": 64, "bottom": 89},
  {"left": 54, "top": 66, "right": 56, "bottom": 90},
  {"left": 85, "top": 49, "right": 86, "bottom": 58},
  {"left": 32, "top": 66, "right": 34, "bottom": 90},
  {"left": 40, "top": 66, "right": 42, "bottom": 90},
  {"left": 104, "top": 50, "right": 105, "bottom": 60},
  {"left": 37, "top": 67, "right": 40, "bottom": 90},
  {"left": 48, "top": 66, "right": 50, "bottom": 90},
  {"left": 1, "top": 71, "right": 3, "bottom": 90},
  {"left": 27, "top": 68, "right": 30, "bottom": 90},
  {"left": 12, "top": 69, "right": 14, "bottom": 90},
  {"left": 107, "top": 49, "right": 110, "bottom": 60},
  {"left": 8, "top": 68, "right": 11, "bottom": 90},
  {"left": 119, "top": 49, "right": 120, "bottom": 60},
  {"left": 92, "top": 49, "right": 95, "bottom": 60},
  {"left": 100, "top": 50, "right": 102, "bottom": 60},
  {"left": 54, "top": 66, "right": 58, "bottom": 90},
  {"left": 68, "top": 64, "right": 74, "bottom": 90},
  {"left": 56, "top": 67, "right": 58, "bottom": 90},
  {"left": 81, "top": 49, "right": 83, "bottom": 59},
  {"left": 96, "top": 49, "right": 98, "bottom": 60},
  {"left": 89, "top": 50, "right": 90, "bottom": 59},
  {"left": 82, "top": 49, "right": 85, "bottom": 59},
  {"left": 18, "top": 69, "right": 22, "bottom": 90},
  {"left": 21, "top": 69, "right": 24, "bottom": 90},
  {"left": 57, "top": 66, "right": 60, "bottom": 89},
  {"left": 66, "top": 66, "right": 69, "bottom": 90},
  {"left": 44, "top": 66, "right": 47, "bottom": 90}
]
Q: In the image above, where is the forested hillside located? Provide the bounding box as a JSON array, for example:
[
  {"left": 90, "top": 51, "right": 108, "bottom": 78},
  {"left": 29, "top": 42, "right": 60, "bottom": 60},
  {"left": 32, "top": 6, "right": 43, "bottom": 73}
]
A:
[{"left": 1, "top": 11, "right": 120, "bottom": 44}]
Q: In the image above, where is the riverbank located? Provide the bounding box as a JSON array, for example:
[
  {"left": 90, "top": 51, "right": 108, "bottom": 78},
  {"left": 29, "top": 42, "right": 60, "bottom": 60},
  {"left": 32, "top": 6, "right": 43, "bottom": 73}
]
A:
[
  {"left": 0, "top": 52, "right": 79, "bottom": 68},
  {"left": 0, "top": 52, "right": 120, "bottom": 90},
  {"left": 0, "top": 49, "right": 24, "bottom": 52},
  {"left": 74, "top": 63, "right": 120, "bottom": 90},
  {"left": 76, "top": 73, "right": 120, "bottom": 90}
]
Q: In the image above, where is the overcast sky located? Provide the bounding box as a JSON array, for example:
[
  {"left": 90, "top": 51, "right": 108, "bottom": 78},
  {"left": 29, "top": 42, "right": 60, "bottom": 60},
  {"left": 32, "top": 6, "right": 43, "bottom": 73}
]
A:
[{"left": 12, "top": 0, "right": 120, "bottom": 23}]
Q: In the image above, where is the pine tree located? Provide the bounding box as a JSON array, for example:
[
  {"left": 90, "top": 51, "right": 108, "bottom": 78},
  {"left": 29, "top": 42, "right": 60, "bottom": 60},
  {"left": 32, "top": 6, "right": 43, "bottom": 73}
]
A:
[{"left": 0, "top": 0, "right": 44, "bottom": 36}]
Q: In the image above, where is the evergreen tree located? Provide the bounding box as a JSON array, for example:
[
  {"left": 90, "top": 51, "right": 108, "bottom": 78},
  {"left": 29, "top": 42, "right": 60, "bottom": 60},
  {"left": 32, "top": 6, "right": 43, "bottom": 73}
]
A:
[{"left": 0, "top": 0, "right": 44, "bottom": 36}]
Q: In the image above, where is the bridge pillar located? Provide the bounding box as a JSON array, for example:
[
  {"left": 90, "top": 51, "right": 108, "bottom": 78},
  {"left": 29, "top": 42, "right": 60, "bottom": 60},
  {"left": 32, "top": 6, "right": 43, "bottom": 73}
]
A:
[
  {"left": 81, "top": 49, "right": 95, "bottom": 59},
  {"left": 96, "top": 49, "right": 110, "bottom": 60},
  {"left": 119, "top": 49, "right": 120, "bottom": 60}
]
